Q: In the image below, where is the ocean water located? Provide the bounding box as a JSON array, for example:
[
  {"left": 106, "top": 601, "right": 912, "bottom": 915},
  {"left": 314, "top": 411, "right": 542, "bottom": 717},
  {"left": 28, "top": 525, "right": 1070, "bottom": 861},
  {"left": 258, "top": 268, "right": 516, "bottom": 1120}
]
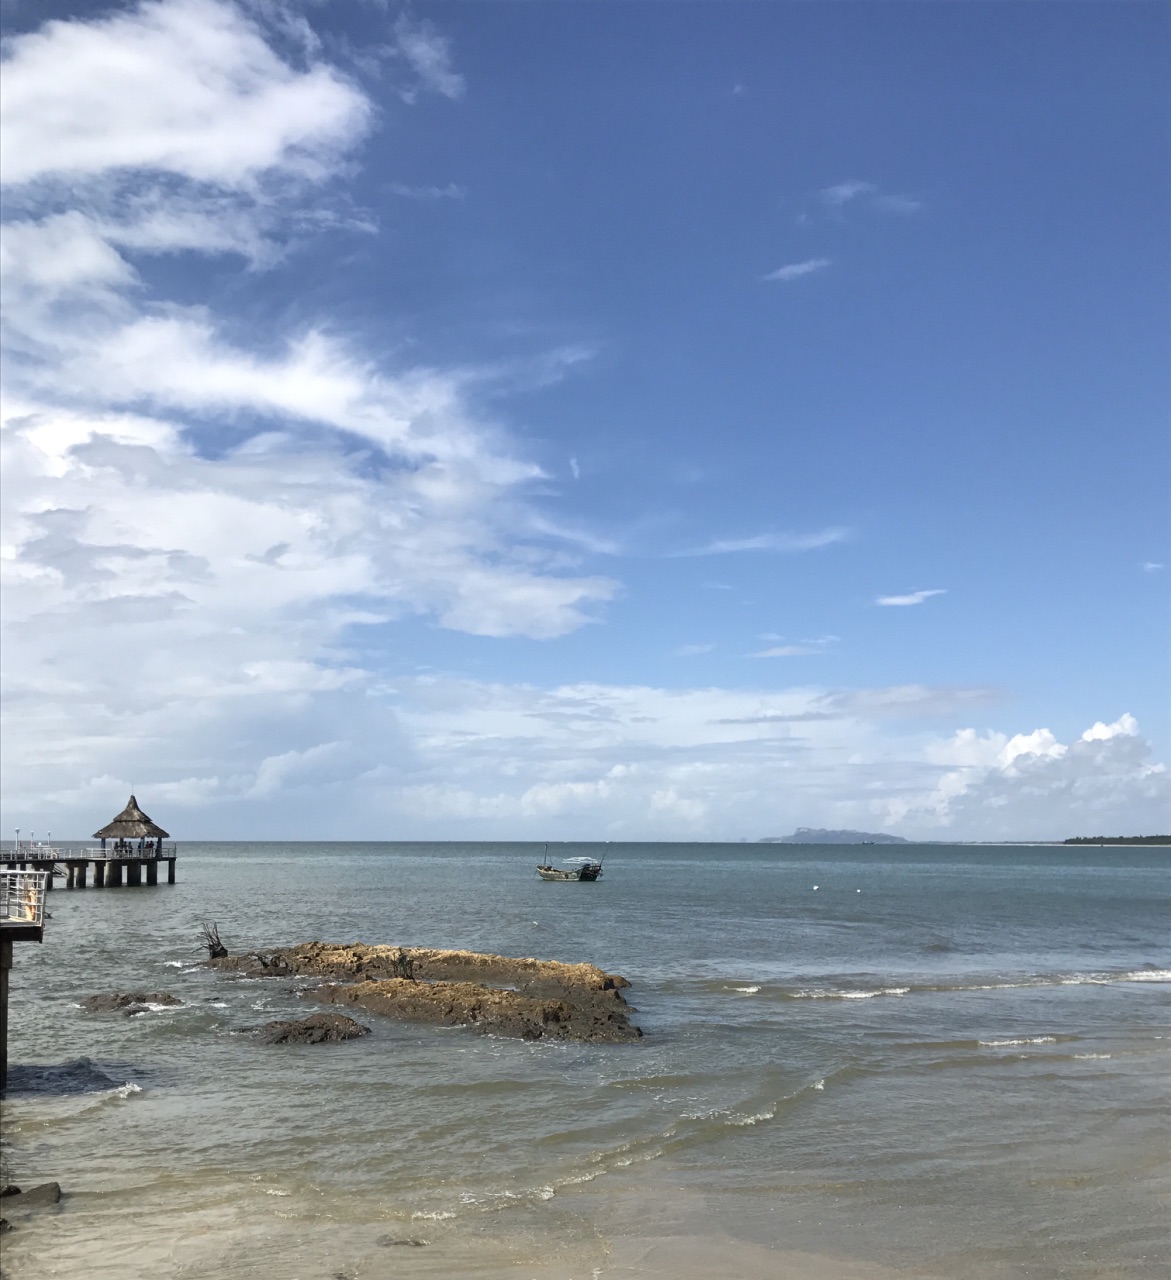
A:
[{"left": 2, "top": 842, "right": 1168, "bottom": 1279}]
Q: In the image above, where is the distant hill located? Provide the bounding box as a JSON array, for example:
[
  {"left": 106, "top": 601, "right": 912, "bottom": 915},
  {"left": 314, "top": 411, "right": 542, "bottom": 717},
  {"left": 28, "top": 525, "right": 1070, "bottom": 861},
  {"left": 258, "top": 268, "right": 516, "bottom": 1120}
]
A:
[{"left": 759, "top": 828, "right": 910, "bottom": 845}]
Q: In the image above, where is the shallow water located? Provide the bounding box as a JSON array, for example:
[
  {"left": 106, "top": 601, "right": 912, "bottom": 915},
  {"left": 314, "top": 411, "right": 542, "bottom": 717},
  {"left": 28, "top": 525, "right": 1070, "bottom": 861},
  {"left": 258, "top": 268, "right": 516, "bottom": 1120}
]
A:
[{"left": 2, "top": 842, "right": 1168, "bottom": 1278}]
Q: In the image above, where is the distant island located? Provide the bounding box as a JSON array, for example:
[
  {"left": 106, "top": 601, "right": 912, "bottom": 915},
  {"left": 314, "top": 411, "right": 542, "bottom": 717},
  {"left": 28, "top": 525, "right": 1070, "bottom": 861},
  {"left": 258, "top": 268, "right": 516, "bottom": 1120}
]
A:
[
  {"left": 1063, "top": 835, "right": 1170, "bottom": 846},
  {"left": 759, "top": 828, "right": 910, "bottom": 845}
]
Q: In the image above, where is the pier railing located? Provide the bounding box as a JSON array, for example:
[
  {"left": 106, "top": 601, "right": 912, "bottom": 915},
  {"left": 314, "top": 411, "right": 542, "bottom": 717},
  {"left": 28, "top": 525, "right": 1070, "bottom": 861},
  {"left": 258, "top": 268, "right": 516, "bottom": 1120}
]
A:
[{"left": 1, "top": 870, "right": 49, "bottom": 930}]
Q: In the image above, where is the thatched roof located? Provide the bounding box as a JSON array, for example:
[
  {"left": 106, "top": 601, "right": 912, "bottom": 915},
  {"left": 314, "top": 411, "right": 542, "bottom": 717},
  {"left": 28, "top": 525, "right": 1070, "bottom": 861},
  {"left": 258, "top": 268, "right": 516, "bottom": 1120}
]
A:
[{"left": 93, "top": 795, "right": 169, "bottom": 839}]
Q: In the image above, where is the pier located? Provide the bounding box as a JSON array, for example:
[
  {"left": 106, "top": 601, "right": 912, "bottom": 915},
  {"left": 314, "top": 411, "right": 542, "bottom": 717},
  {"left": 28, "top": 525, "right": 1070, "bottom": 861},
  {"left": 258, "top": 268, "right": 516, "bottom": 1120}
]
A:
[
  {"left": 2, "top": 794, "right": 182, "bottom": 890},
  {"left": 0, "top": 851, "right": 177, "bottom": 888}
]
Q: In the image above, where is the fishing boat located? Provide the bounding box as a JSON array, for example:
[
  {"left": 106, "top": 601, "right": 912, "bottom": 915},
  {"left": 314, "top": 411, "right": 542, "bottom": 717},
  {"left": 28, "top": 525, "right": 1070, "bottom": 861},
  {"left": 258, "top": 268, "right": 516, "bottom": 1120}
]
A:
[{"left": 536, "top": 855, "right": 603, "bottom": 882}]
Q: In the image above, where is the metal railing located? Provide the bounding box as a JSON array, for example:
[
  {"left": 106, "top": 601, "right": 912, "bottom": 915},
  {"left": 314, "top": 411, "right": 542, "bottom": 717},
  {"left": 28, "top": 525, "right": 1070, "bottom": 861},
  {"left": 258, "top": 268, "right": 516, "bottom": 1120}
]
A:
[
  {"left": 3, "top": 844, "right": 177, "bottom": 861},
  {"left": 0, "top": 870, "right": 49, "bottom": 927}
]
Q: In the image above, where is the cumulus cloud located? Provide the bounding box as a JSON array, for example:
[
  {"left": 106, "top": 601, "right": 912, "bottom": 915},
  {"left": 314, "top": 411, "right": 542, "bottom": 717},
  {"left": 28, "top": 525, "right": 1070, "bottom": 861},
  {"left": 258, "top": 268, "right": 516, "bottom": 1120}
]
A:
[
  {"left": 762, "top": 257, "right": 831, "bottom": 283},
  {"left": 887, "top": 712, "right": 1168, "bottom": 839},
  {"left": 0, "top": 0, "right": 370, "bottom": 187}
]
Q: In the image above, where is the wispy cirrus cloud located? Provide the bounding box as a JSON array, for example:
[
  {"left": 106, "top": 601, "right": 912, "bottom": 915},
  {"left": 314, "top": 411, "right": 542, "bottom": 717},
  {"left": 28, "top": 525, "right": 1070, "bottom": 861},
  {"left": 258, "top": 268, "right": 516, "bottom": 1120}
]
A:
[
  {"left": 679, "top": 528, "right": 849, "bottom": 557},
  {"left": 392, "top": 14, "right": 465, "bottom": 102},
  {"left": 875, "top": 589, "right": 947, "bottom": 607},
  {"left": 762, "top": 257, "right": 831, "bottom": 283},
  {"left": 819, "top": 180, "right": 922, "bottom": 216},
  {"left": 752, "top": 634, "right": 838, "bottom": 659},
  {"left": 387, "top": 181, "right": 465, "bottom": 200},
  {"left": 820, "top": 180, "right": 875, "bottom": 207}
]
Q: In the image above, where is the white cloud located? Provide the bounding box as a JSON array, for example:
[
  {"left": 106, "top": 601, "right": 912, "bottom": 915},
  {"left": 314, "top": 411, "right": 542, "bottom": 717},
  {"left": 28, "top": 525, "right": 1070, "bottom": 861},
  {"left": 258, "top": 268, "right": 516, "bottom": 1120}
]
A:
[
  {"left": 672, "top": 643, "right": 715, "bottom": 657},
  {"left": 1142, "top": 561, "right": 1165, "bottom": 573},
  {"left": 872, "top": 193, "right": 923, "bottom": 214},
  {"left": 752, "top": 636, "right": 837, "bottom": 658},
  {"left": 819, "top": 181, "right": 922, "bottom": 215},
  {"left": 820, "top": 180, "right": 875, "bottom": 207},
  {"left": 763, "top": 257, "right": 831, "bottom": 283},
  {"left": 387, "top": 182, "right": 465, "bottom": 200},
  {"left": 0, "top": 0, "right": 370, "bottom": 187},
  {"left": 875, "top": 589, "right": 946, "bottom": 607},
  {"left": 1081, "top": 713, "right": 1138, "bottom": 742},
  {"left": 681, "top": 528, "right": 849, "bottom": 556},
  {"left": 392, "top": 15, "right": 465, "bottom": 102},
  {"left": 887, "top": 713, "right": 1168, "bottom": 839},
  {"left": 0, "top": 0, "right": 620, "bottom": 837}
]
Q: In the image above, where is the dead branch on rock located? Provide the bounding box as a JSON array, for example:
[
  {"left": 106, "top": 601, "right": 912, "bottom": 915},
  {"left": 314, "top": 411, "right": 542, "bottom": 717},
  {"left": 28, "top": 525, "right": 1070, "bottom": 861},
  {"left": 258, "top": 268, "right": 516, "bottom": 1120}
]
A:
[{"left": 199, "top": 922, "right": 228, "bottom": 959}]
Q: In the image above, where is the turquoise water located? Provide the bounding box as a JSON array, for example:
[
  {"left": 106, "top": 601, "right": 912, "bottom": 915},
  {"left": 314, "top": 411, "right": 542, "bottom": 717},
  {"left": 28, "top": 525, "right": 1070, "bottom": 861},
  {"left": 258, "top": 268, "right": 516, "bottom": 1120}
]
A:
[{"left": 2, "top": 842, "right": 1168, "bottom": 1278}]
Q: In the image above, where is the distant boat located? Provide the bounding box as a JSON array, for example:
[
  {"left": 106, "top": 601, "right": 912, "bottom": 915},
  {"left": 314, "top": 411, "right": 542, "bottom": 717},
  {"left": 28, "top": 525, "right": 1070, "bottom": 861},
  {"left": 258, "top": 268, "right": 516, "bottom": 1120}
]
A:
[{"left": 536, "top": 855, "right": 603, "bottom": 882}]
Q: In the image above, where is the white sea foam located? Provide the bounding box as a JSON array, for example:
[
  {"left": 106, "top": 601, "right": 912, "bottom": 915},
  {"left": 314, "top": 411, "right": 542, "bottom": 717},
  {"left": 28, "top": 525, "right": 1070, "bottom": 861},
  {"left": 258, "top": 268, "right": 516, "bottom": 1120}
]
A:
[
  {"left": 1073, "top": 1053, "right": 1112, "bottom": 1060},
  {"left": 813, "top": 1078, "right": 825, "bottom": 1090},
  {"left": 793, "top": 986, "right": 909, "bottom": 1000},
  {"left": 731, "top": 985, "right": 760, "bottom": 994},
  {"left": 163, "top": 960, "right": 185, "bottom": 967},
  {"left": 114, "top": 1082, "right": 142, "bottom": 1099},
  {"left": 978, "top": 1036, "right": 1058, "bottom": 1048},
  {"left": 264, "top": 1189, "right": 290, "bottom": 1196},
  {"left": 411, "top": 1210, "right": 457, "bottom": 1221}
]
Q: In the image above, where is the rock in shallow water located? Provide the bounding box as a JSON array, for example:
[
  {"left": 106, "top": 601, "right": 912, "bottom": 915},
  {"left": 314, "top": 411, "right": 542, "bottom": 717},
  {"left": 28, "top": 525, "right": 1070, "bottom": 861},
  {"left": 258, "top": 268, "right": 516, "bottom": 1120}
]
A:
[
  {"left": 258, "top": 1012, "right": 370, "bottom": 1044},
  {"left": 210, "top": 942, "right": 642, "bottom": 1042},
  {"left": 83, "top": 992, "right": 182, "bottom": 1014}
]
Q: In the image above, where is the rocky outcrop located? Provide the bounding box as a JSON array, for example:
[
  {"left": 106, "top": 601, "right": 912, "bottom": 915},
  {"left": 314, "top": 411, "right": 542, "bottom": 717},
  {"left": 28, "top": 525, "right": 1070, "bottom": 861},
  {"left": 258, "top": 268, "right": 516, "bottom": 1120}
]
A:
[
  {"left": 210, "top": 942, "right": 641, "bottom": 1042},
  {"left": 258, "top": 1013, "right": 370, "bottom": 1045},
  {"left": 83, "top": 992, "right": 182, "bottom": 1014},
  {"left": 311, "top": 977, "right": 640, "bottom": 1043}
]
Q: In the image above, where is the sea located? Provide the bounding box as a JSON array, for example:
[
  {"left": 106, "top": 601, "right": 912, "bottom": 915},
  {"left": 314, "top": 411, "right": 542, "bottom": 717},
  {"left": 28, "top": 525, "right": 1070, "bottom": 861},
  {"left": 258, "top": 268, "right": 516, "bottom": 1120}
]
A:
[{"left": 2, "top": 841, "right": 1168, "bottom": 1280}]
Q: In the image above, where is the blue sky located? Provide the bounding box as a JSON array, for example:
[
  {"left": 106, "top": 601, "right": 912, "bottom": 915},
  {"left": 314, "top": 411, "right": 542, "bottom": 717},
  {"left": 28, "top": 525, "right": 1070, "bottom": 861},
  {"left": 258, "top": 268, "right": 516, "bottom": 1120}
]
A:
[{"left": 1, "top": 0, "right": 1167, "bottom": 840}]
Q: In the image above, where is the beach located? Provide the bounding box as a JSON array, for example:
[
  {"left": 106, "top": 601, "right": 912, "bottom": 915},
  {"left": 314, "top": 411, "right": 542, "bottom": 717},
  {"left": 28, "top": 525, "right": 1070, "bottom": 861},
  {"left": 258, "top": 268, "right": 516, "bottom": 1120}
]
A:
[{"left": 2, "top": 842, "right": 1168, "bottom": 1278}]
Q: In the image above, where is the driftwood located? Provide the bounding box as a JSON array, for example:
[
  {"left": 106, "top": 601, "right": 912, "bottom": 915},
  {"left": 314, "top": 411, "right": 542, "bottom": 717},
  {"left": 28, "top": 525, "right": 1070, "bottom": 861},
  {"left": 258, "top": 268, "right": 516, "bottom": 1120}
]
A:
[{"left": 199, "top": 922, "right": 228, "bottom": 960}]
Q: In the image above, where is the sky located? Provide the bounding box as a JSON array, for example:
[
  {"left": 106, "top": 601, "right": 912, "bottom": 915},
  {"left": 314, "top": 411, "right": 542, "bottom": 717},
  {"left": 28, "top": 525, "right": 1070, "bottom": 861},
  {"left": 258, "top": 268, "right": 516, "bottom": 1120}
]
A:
[{"left": 1, "top": 0, "right": 1167, "bottom": 842}]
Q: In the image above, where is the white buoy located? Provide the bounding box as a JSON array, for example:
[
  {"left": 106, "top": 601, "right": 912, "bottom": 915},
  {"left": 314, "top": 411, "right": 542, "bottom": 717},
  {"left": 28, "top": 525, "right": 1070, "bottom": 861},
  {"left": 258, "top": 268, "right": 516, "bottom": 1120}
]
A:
[{"left": 813, "top": 885, "right": 819, "bottom": 891}]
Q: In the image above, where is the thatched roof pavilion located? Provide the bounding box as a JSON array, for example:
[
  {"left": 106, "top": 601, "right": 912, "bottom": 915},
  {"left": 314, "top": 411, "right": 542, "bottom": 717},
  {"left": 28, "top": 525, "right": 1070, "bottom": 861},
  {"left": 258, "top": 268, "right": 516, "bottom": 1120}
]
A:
[{"left": 93, "top": 795, "right": 170, "bottom": 841}]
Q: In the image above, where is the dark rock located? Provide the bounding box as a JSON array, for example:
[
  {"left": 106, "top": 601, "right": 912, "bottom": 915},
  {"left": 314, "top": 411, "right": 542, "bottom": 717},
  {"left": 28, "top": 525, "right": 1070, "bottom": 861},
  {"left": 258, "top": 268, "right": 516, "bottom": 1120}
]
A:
[
  {"left": 0, "top": 1218, "right": 9, "bottom": 1234},
  {"left": 0, "top": 1186, "right": 20, "bottom": 1197},
  {"left": 258, "top": 1013, "right": 370, "bottom": 1045},
  {"left": 83, "top": 992, "right": 182, "bottom": 1014},
  {"left": 3, "top": 1182, "right": 61, "bottom": 1209},
  {"left": 310, "top": 976, "right": 641, "bottom": 1043}
]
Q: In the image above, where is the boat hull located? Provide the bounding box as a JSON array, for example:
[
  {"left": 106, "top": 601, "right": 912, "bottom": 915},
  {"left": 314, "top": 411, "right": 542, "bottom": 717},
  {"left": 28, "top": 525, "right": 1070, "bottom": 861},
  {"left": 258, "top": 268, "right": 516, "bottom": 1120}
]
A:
[{"left": 536, "top": 865, "right": 602, "bottom": 881}]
